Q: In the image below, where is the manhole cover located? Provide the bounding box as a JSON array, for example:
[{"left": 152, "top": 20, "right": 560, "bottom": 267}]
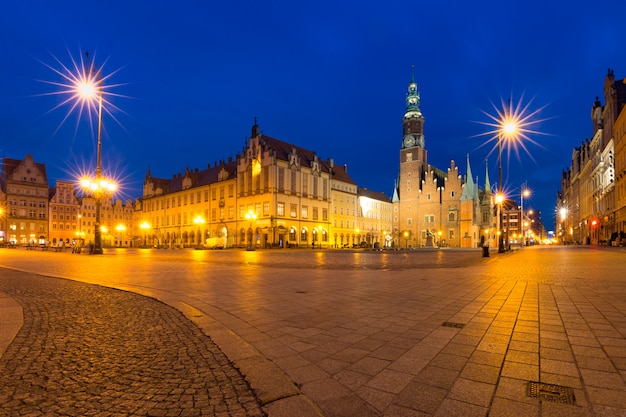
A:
[
  {"left": 442, "top": 322, "right": 465, "bottom": 329},
  {"left": 527, "top": 381, "right": 576, "bottom": 405}
]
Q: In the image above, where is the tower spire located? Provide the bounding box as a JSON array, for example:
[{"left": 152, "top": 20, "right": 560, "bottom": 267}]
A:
[
  {"left": 402, "top": 67, "right": 425, "bottom": 148},
  {"left": 484, "top": 159, "right": 491, "bottom": 194},
  {"left": 405, "top": 66, "right": 421, "bottom": 114}
]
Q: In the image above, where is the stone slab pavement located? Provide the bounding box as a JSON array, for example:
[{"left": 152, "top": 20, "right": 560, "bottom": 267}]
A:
[{"left": 1, "top": 245, "right": 626, "bottom": 416}]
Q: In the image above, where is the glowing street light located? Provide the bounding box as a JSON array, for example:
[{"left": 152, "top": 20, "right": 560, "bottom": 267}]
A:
[
  {"left": 495, "top": 103, "right": 521, "bottom": 253},
  {"left": 245, "top": 210, "right": 257, "bottom": 250},
  {"left": 474, "top": 95, "right": 549, "bottom": 252},
  {"left": 193, "top": 215, "right": 205, "bottom": 248},
  {"left": 76, "top": 52, "right": 116, "bottom": 255},
  {"left": 140, "top": 221, "right": 151, "bottom": 247},
  {"left": 520, "top": 185, "right": 530, "bottom": 247},
  {"left": 115, "top": 224, "right": 126, "bottom": 247}
]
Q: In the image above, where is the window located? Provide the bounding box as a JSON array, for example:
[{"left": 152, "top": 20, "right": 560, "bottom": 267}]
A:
[
  {"left": 291, "top": 170, "right": 296, "bottom": 193},
  {"left": 301, "top": 228, "right": 308, "bottom": 242},
  {"left": 312, "top": 207, "right": 318, "bottom": 220},
  {"left": 290, "top": 204, "right": 297, "bottom": 218},
  {"left": 408, "top": 218, "right": 412, "bottom": 225},
  {"left": 263, "top": 202, "right": 270, "bottom": 216},
  {"left": 278, "top": 168, "right": 284, "bottom": 190},
  {"left": 448, "top": 212, "right": 456, "bottom": 222},
  {"left": 289, "top": 228, "right": 296, "bottom": 242},
  {"left": 302, "top": 206, "right": 308, "bottom": 219},
  {"left": 302, "top": 173, "right": 308, "bottom": 195},
  {"left": 425, "top": 214, "right": 435, "bottom": 223},
  {"left": 277, "top": 202, "right": 285, "bottom": 217}
]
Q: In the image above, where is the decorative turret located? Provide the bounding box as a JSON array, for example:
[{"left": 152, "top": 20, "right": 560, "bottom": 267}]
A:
[
  {"left": 402, "top": 67, "right": 425, "bottom": 149},
  {"left": 251, "top": 117, "right": 259, "bottom": 138}
]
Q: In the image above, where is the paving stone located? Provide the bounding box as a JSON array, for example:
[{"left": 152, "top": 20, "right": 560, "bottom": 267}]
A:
[{"left": 0, "top": 271, "right": 264, "bottom": 416}]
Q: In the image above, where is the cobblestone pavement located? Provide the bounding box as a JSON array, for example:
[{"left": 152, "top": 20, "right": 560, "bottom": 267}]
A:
[{"left": 0, "top": 269, "right": 265, "bottom": 417}]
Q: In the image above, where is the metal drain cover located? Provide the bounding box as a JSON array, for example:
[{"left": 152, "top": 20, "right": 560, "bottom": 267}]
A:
[
  {"left": 442, "top": 322, "right": 465, "bottom": 329},
  {"left": 527, "top": 381, "right": 576, "bottom": 405}
]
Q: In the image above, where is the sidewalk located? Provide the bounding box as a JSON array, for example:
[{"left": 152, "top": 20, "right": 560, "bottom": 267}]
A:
[{"left": 1, "top": 246, "right": 625, "bottom": 416}]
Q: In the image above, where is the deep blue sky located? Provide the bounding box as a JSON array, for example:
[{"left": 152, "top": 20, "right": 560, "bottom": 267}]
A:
[{"left": 2, "top": 0, "right": 625, "bottom": 229}]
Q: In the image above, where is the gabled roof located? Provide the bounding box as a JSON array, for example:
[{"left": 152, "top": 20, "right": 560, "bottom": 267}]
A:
[
  {"left": 257, "top": 134, "right": 356, "bottom": 184},
  {"left": 358, "top": 187, "right": 391, "bottom": 202},
  {"left": 1, "top": 155, "right": 48, "bottom": 192},
  {"left": 146, "top": 160, "right": 238, "bottom": 195}
]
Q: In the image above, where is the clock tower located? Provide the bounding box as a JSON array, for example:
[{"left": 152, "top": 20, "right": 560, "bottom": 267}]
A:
[
  {"left": 399, "top": 72, "right": 427, "bottom": 183},
  {"left": 394, "top": 71, "right": 428, "bottom": 248},
  {"left": 402, "top": 72, "right": 426, "bottom": 150}
]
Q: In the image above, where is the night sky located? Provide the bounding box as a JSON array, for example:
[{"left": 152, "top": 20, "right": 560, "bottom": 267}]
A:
[{"left": 2, "top": 0, "right": 626, "bottom": 229}]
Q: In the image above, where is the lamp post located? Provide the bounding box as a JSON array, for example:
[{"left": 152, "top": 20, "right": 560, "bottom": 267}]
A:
[
  {"left": 77, "top": 52, "right": 115, "bottom": 255},
  {"left": 245, "top": 210, "right": 257, "bottom": 250},
  {"left": 496, "top": 189, "right": 505, "bottom": 253},
  {"left": 140, "top": 221, "right": 151, "bottom": 247},
  {"left": 318, "top": 226, "right": 323, "bottom": 249},
  {"left": 193, "top": 215, "right": 205, "bottom": 248},
  {"left": 520, "top": 185, "right": 530, "bottom": 247},
  {"left": 115, "top": 224, "right": 126, "bottom": 247},
  {"left": 496, "top": 117, "right": 517, "bottom": 253}
]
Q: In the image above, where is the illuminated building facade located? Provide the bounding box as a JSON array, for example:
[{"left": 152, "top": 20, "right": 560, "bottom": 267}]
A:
[
  {"left": 140, "top": 122, "right": 369, "bottom": 249},
  {"left": 392, "top": 74, "right": 493, "bottom": 248},
  {"left": 357, "top": 188, "right": 392, "bottom": 248},
  {"left": 48, "top": 180, "right": 80, "bottom": 245},
  {"left": 0, "top": 155, "right": 49, "bottom": 244},
  {"left": 559, "top": 69, "right": 625, "bottom": 245}
]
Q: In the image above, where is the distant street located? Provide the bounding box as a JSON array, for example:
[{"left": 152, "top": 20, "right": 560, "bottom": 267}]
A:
[{"left": 1, "top": 245, "right": 625, "bottom": 417}]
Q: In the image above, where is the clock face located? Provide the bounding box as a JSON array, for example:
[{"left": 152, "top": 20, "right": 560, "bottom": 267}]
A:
[{"left": 404, "top": 135, "right": 415, "bottom": 147}]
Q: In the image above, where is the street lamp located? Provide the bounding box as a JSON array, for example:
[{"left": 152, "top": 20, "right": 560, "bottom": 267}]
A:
[
  {"left": 77, "top": 53, "right": 115, "bottom": 255},
  {"left": 193, "top": 215, "right": 205, "bottom": 248},
  {"left": 245, "top": 210, "right": 257, "bottom": 250},
  {"left": 520, "top": 185, "right": 530, "bottom": 247},
  {"left": 496, "top": 114, "right": 518, "bottom": 253},
  {"left": 496, "top": 191, "right": 505, "bottom": 253},
  {"left": 115, "top": 224, "right": 126, "bottom": 247},
  {"left": 318, "top": 225, "right": 323, "bottom": 249},
  {"left": 140, "top": 221, "right": 151, "bottom": 247}
]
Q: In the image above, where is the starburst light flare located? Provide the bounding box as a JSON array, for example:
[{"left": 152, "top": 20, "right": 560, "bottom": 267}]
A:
[
  {"left": 37, "top": 49, "right": 127, "bottom": 138},
  {"left": 473, "top": 94, "right": 550, "bottom": 164}
]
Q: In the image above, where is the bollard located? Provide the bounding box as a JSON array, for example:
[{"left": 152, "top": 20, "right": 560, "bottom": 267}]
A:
[{"left": 482, "top": 245, "right": 490, "bottom": 257}]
